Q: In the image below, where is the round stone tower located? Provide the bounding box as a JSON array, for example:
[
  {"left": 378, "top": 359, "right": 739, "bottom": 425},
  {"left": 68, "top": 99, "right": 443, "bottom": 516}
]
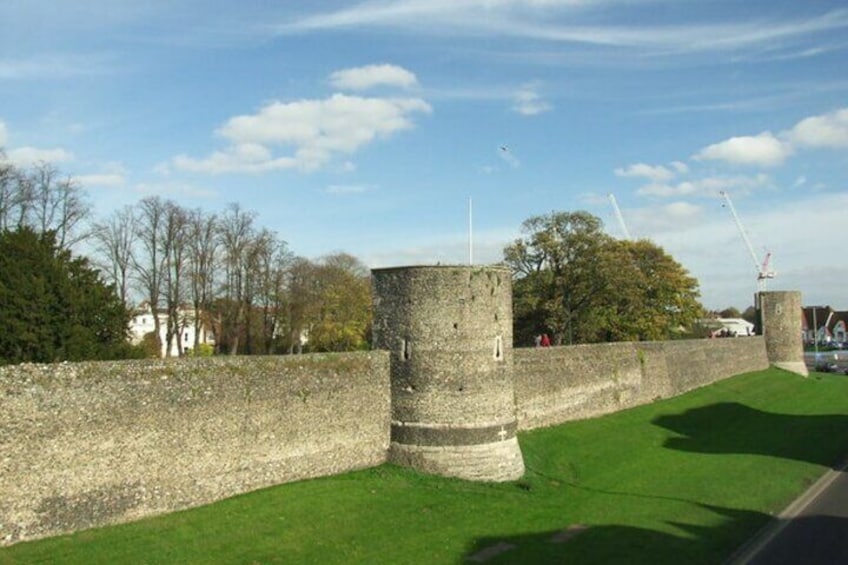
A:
[
  {"left": 757, "top": 290, "right": 808, "bottom": 377},
  {"left": 371, "top": 265, "right": 525, "bottom": 482}
]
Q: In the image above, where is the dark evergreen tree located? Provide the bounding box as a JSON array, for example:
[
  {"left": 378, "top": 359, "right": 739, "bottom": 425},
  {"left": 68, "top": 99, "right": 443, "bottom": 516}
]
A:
[{"left": 0, "top": 227, "right": 133, "bottom": 364}]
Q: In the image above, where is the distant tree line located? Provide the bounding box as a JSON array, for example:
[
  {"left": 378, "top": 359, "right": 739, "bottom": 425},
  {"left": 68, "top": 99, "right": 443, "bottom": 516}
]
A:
[
  {"left": 92, "top": 198, "right": 372, "bottom": 357},
  {"left": 1, "top": 152, "right": 714, "bottom": 364},
  {"left": 0, "top": 154, "right": 372, "bottom": 363}
]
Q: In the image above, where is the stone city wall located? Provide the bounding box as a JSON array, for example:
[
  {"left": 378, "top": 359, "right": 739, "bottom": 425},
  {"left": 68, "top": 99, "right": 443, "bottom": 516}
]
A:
[
  {"left": 1, "top": 335, "right": 773, "bottom": 546},
  {"left": 0, "top": 353, "right": 390, "bottom": 546},
  {"left": 513, "top": 336, "right": 770, "bottom": 430}
]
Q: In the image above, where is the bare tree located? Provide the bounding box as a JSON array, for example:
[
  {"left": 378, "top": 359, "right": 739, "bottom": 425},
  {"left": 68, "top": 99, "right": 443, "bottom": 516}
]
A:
[
  {"left": 243, "top": 229, "right": 292, "bottom": 354},
  {"left": 133, "top": 196, "right": 168, "bottom": 355},
  {"left": 160, "top": 201, "right": 189, "bottom": 356},
  {"left": 92, "top": 205, "right": 136, "bottom": 307},
  {"left": 218, "top": 203, "right": 257, "bottom": 355},
  {"left": 11, "top": 167, "right": 33, "bottom": 230},
  {"left": 23, "top": 162, "right": 90, "bottom": 248},
  {"left": 0, "top": 156, "right": 17, "bottom": 231},
  {"left": 187, "top": 208, "right": 219, "bottom": 351},
  {"left": 283, "top": 257, "right": 320, "bottom": 354}
]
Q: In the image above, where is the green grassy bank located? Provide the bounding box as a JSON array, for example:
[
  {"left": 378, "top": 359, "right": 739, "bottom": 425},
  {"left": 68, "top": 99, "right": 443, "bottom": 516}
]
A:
[{"left": 3, "top": 368, "right": 847, "bottom": 564}]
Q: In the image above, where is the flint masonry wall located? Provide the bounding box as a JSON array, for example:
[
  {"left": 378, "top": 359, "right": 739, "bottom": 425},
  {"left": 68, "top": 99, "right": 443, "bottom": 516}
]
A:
[
  {"left": 1, "top": 282, "right": 798, "bottom": 547},
  {"left": 0, "top": 353, "right": 390, "bottom": 546},
  {"left": 514, "top": 336, "right": 769, "bottom": 430}
]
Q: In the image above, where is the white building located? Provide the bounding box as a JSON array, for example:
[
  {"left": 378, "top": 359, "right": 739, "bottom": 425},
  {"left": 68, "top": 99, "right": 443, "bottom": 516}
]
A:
[
  {"left": 129, "top": 304, "right": 215, "bottom": 358},
  {"left": 713, "top": 318, "right": 755, "bottom": 337}
]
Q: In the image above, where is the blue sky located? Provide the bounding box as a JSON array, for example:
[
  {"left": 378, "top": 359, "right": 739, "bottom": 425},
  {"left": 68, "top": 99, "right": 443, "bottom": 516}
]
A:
[{"left": 2, "top": 1, "right": 847, "bottom": 310}]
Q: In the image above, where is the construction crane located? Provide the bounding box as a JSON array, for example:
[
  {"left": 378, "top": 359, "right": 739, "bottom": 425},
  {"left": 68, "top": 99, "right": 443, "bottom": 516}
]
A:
[
  {"left": 608, "top": 193, "right": 632, "bottom": 240},
  {"left": 719, "top": 190, "right": 775, "bottom": 291}
]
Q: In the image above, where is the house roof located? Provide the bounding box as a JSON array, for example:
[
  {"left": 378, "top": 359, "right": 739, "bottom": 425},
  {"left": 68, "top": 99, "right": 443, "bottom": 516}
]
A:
[
  {"left": 802, "top": 306, "right": 848, "bottom": 332},
  {"left": 802, "top": 306, "right": 835, "bottom": 330}
]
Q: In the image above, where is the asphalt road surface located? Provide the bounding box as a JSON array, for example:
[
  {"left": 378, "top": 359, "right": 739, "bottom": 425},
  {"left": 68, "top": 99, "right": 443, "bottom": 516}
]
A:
[{"left": 729, "top": 462, "right": 848, "bottom": 564}]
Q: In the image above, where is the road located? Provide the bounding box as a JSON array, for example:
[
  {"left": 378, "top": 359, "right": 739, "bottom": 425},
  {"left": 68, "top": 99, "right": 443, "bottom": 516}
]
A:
[
  {"left": 728, "top": 461, "right": 848, "bottom": 564},
  {"left": 805, "top": 350, "right": 848, "bottom": 373}
]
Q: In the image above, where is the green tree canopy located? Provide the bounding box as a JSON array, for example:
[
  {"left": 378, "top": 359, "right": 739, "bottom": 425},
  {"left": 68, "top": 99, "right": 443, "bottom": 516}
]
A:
[
  {"left": 504, "top": 211, "right": 704, "bottom": 346},
  {"left": 719, "top": 306, "right": 742, "bottom": 318},
  {"left": 307, "top": 253, "right": 372, "bottom": 352},
  {"left": 0, "top": 227, "right": 132, "bottom": 364}
]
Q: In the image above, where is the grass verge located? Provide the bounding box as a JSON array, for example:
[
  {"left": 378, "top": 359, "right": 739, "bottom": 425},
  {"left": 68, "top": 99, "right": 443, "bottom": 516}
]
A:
[{"left": 2, "top": 368, "right": 848, "bottom": 564}]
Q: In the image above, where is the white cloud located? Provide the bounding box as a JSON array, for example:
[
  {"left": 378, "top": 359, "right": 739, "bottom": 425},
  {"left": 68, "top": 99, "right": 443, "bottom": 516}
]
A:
[
  {"left": 175, "top": 93, "right": 432, "bottom": 174},
  {"left": 615, "top": 162, "right": 676, "bottom": 183},
  {"left": 0, "top": 121, "right": 75, "bottom": 167},
  {"left": 789, "top": 107, "right": 848, "bottom": 148},
  {"left": 5, "top": 146, "right": 74, "bottom": 167},
  {"left": 324, "top": 184, "right": 373, "bottom": 195},
  {"left": 512, "top": 83, "right": 552, "bottom": 116},
  {"left": 76, "top": 173, "right": 126, "bottom": 188},
  {"left": 636, "top": 183, "right": 688, "bottom": 197},
  {"left": 329, "top": 64, "right": 418, "bottom": 91},
  {"left": 133, "top": 181, "right": 217, "bottom": 199},
  {"left": 174, "top": 144, "right": 297, "bottom": 174},
  {"left": 636, "top": 173, "right": 769, "bottom": 198},
  {"left": 663, "top": 201, "right": 701, "bottom": 219},
  {"left": 693, "top": 132, "right": 792, "bottom": 167},
  {"left": 670, "top": 161, "right": 689, "bottom": 174}
]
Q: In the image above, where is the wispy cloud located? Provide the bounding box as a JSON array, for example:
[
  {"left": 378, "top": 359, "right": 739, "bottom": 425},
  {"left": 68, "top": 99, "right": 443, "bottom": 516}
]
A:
[
  {"left": 76, "top": 173, "right": 127, "bottom": 188},
  {"left": 512, "top": 82, "right": 552, "bottom": 116},
  {"left": 636, "top": 173, "right": 770, "bottom": 198},
  {"left": 5, "top": 146, "right": 74, "bottom": 167},
  {"left": 76, "top": 163, "right": 128, "bottom": 188},
  {"left": 133, "top": 181, "right": 217, "bottom": 200},
  {"left": 275, "top": 3, "right": 848, "bottom": 55},
  {"left": 615, "top": 162, "right": 677, "bottom": 183},
  {"left": 0, "top": 54, "right": 116, "bottom": 80},
  {"left": 324, "top": 184, "right": 375, "bottom": 195}
]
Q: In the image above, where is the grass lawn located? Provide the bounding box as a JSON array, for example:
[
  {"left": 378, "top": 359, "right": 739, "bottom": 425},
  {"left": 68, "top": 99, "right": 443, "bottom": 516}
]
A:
[{"left": 3, "top": 368, "right": 848, "bottom": 564}]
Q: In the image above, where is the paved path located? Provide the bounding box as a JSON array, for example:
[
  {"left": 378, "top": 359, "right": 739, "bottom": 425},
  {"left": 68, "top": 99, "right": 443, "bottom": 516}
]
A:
[{"left": 728, "top": 460, "right": 848, "bottom": 564}]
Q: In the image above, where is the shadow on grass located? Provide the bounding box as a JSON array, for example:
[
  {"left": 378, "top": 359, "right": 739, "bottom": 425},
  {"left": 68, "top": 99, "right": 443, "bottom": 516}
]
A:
[
  {"left": 464, "top": 505, "right": 848, "bottom": 564},
  {"left": 652, "top": 402, "right": 848, "bottom": 468},
  {"left": 465, "top": 504, "right": 763, "bottom": 564},
  {"left": 464, "top": 401, "right": 848, "bottom": 563}
]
